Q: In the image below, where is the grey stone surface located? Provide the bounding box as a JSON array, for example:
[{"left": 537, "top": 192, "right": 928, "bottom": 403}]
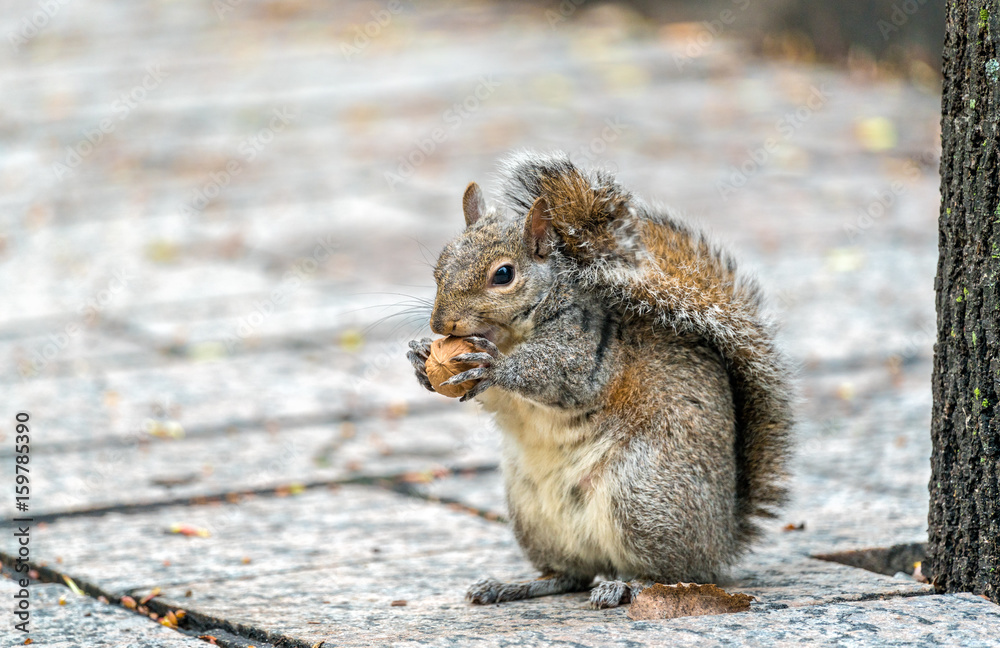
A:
[
  {"left": 366, "top": 595, "right": 1000, "bottom": 648},
  {"left": 418, "top": 468, "right": 508, "bottom": 519},
  {"left": 24, "top": 486, "right": 509, "bottom": 595},
  {"left": 0, "top": 578, "right": 203, "bottom": 647},
  {"left": 0, "top": 409, "right": 496, "bottom": 517},
  {"left": 1, "top": 341, "right": 439, "bottom": 451}
]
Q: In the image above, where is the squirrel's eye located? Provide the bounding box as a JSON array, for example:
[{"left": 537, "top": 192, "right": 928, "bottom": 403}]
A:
[{"left": 492, "top": 264, "right": 514, "bottom": 286}]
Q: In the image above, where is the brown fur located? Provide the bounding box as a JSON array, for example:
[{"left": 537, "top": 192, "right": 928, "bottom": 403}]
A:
[{"left": 499, "top": 152, "right": 794, "bottom": 545}]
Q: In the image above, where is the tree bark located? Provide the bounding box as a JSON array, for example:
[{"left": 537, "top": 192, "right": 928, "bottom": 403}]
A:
[{"left": 927, "top": 0, "right": 1000, "bottom": 604}]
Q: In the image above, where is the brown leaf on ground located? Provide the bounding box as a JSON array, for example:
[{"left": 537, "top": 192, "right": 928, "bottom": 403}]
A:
[
  {"left": 627, "top": 583, "right": 755, "bottom": 620},
  {"left": 168, "top": 523, "right": 210, "bottom": 538},
  {"left": 140, "top": 587, "right": 161, "bottom": 605}
]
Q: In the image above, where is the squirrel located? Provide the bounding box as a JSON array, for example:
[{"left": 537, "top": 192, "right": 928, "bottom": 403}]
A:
[{"left": 406, "top": 151, "right": 793, "bottom": 609}]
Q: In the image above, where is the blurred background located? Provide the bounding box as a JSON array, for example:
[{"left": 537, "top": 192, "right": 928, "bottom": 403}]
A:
[{"left": 2, "top": 0, "right": 942, "bottom": 547}]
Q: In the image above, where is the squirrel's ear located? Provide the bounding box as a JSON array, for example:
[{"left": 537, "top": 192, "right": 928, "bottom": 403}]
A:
[
  {"left": 463, "top": 182, "right": 486, "bottom": 227},
  {"left": 524, "top": 197, "right": 552, "bottom": 259}
]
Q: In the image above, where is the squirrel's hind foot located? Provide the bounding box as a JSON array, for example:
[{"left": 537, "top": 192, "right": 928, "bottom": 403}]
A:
[{"left": 466, "top": 574, "right": 591, "bottom": 604}]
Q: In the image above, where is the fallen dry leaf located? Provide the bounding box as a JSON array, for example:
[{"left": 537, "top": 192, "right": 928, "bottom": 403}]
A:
[
  {"left": 782, "top": 522, "right": 806, "bottom": 532},
  {"left": 627, "top": 583, "right": 755, "bottom": 620},
  {"left": 62, "top": 575, "right": 84, "bottom": 596},
  {"left": 140, "top": 587, "right": 162, "bottom": 605},
  {"left": 168, "top": 524, "right": 210, "bottom": 538}
]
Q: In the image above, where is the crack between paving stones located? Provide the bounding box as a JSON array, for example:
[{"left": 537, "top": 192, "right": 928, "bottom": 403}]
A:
[
  {"left": 0, "top": 464, "right": 500, "bottom": 527},
  {"left": 0, "top": 559, "right": 302, "bottom": 648},
  {"left": 386, "top": 479, "right": 508, "bottom": 524}
]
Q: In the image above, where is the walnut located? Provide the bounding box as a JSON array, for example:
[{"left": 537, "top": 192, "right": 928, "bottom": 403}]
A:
[{"left": 426, "top": 336, "right": 480, "bottom": 398}]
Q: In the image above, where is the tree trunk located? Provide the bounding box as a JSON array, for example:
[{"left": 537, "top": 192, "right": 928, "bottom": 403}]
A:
[{"left": 927, "top": 0, "right": 1000, "bottom": 604}]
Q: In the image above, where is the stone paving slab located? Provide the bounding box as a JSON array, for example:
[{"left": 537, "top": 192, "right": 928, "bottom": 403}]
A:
[
  {"left": 0, "top": 330, "right": 154, "bottom": 382},
  {"left": 419, "top": 470, "right": 508, "bottom": 519},
  {"left": 21, "top": 486, "right": 509, "bottom": 595},
  {"left": 1, "top": 344, "right": 433, "bottom": 451},
  {"left": 0, "top": 578, "right": 204, "bottom": 648},
  {"left": 768, "top": 246, "right": 937, "bottom": 366},
  {"left": 124, "top": 288, "right": 436, "bottom": 352},
  {"left": 1, "top": 411, "right": 497, "bottom": 518}
]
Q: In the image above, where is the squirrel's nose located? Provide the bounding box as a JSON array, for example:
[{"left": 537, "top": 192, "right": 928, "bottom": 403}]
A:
[
  {"left": 431, "top": 312, "right": 468, "bottom": 337},
  {"left": 429, "top": 309, "right": 453, "bottom": 336}
]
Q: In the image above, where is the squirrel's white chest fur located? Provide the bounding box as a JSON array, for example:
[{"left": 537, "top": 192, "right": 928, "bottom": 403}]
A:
[{"left": 479, "top": 390, "right": 631, "bottom": 577}]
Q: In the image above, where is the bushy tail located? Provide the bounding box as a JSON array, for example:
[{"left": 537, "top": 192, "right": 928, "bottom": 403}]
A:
[{"left": 499, "top": 151, "right": 794, "bottom": 547}]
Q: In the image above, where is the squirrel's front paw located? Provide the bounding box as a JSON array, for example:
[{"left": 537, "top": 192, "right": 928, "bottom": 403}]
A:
[
  {"left": 406, "top": 338, "right": 435, "bottom": 392},
  {"left": 445, "top": 335, "right": 502, "bottom": 402}
]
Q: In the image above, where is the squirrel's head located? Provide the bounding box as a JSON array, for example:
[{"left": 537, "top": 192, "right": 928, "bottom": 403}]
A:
[{"left": 430, "top": 182, "right": 555, "bottom": 351}]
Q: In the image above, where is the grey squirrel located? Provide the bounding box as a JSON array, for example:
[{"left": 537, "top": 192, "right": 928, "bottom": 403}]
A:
[{"left": 406, "top": 151, "right": 793, "bottom": 608}]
